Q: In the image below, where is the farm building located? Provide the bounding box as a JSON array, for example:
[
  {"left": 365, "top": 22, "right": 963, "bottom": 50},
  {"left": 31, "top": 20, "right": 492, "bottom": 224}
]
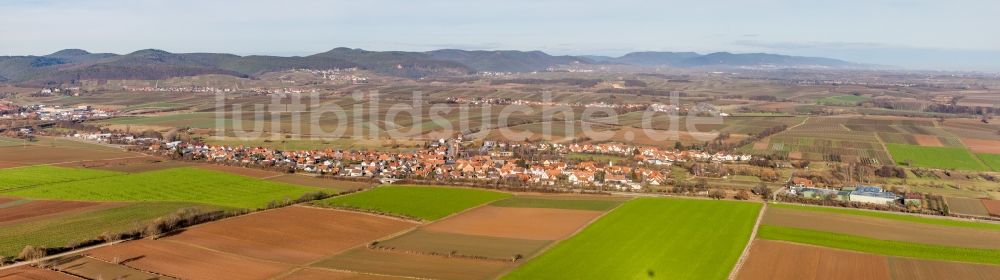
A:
[{"left": 849, "top": 185, "right": 900, "bottom": 205}]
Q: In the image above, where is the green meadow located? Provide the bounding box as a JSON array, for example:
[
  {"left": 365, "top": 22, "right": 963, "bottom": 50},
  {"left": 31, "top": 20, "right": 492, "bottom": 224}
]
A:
[
  {"left": 758, "top": 225, "right": 1000, "bottom": 265},
  {"left": 313, "top": 185, "right": 511, "bottom": 220},
  {"left": 505, "top": 198, "right": 761, "bottom": 280},
  {"left": 886, "top": 144, "right": 989, "bottom": 171}
]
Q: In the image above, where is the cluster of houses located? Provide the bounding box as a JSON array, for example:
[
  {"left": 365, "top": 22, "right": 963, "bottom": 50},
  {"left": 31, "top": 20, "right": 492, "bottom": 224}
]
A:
[
  {"left": 120, "top": 85, "right": 319, "bottom": 95},
  {"left": 2, "top": 105, "right": 114, "bottom": 121},
  {"left": 785, "top": 177, "right": 913, "bottom": 206},
  {"left": 567, "top": 143, "right": 753, "bottom": 165},
  {"left": 443, "top": 97, "right": 649, "bottom": 111},
  {"left": 70, "top": 132, "right": 754, "bottom": 190}
]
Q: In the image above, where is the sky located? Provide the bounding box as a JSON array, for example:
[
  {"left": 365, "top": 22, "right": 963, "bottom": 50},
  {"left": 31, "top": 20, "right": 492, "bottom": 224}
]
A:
[{"left": 2, "top": 0, "right": 999, "bottom": 71}]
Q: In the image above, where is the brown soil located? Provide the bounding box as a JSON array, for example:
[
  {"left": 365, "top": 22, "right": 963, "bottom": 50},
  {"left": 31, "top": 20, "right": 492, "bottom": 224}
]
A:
[
  {"left": 266, "top": 174, "right": 372, "bottom": 191},
  {"left": 87, "top": 239, "right": 294, "bottom": 280},
  {"left": 736, "top": 240, "right": 891, "bottom": 280},
  {"left": 280, "top": 268, "right": 411, "bottom": 280},
  {"left": 0, "top": 200, "right": 119, "bottom": 225},
  {"left": 945, "top": 197, "right": 992, "bottom": 217},
  {"left": 46, "top": 255, "right": 166, "bottom": 280},
  {"left": 195, "top": 164, "right": 284, "bottom": 178},
  {"left": 0, "top": 266, "right": 77, "bottom": 280},
  {"left": 0, "top": 146, "right": 134, "bottom": 165},
  {"left": 377, "top": 229, "right": 552, "bottom": 260},
  {"left": 55, "top": 156, "right": 192, "bottom": 173},
  {"left": 982, "top": 199, "right": 1000, "bottom": 217},
  {"left": 0, "top": 161, "right": 22, "bottom": 169},
  {"left": 166, "top": 206, "right": 417, "bottom": 265},
  {"left": 912, "top": 134, "right": 944, "bottom": 147},
  {"left": 887, "top": 257, "right": 1000, "bottom": 280},
  {"left": 423, "top": 206, "right": 603, "bottom": 240},
  {"left": 788, "top": 151, "right": 803, "bottom": 160},
  {"left": 961, "top": 138, "right": 1000, "bottom": 154},
  {"left": 314, "top": 248, "right": 513, "bottom": 280},
  {"left": 763, "top": 207, "right": 1000, "bottom": 249},
  {"left": 753, "top": 138, "right": 770, "bottom": 150}
]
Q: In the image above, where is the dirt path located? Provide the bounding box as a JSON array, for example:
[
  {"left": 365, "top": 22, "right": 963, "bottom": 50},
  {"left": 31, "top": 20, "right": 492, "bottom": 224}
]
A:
[{"left": 727, "top": 202, "right": 767, "bottom": 280}]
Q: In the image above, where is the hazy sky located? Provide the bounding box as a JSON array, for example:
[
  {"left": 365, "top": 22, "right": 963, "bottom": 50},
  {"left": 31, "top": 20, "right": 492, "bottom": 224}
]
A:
[{"left": 2, "top": 0, "right": 999, "bottom": 71}]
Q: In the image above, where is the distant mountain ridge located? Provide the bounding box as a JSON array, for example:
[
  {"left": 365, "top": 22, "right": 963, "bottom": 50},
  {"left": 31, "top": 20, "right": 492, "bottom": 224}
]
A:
[{"left": 0, "top": 48, "right": 866, "bottom": 85}]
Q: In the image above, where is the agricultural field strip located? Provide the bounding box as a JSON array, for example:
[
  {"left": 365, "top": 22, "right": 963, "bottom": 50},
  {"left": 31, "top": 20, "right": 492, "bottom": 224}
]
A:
[
  {"left": 727, "top": 203, "right": 768, "bottom": 280},
  {"left": 5, "top": 167, "right": 323, "bottom": 209},
  {"left": 886, "top": 143, "right": 990, "bottom": 171},
  {"left": 504, "top": 198, "right": 761, "bottom": 280},
  {"left": 757, "top": 225, "right": 1000, "bottom": 265},
  {"left": 771, "top": 203, "right": 1000, "bottom": 230},
  {"left": 0, "top": 166, "right": 124, "bottom": 193},
  {"left": 313, "top": 185, "right": 513, "bottom": 221}
]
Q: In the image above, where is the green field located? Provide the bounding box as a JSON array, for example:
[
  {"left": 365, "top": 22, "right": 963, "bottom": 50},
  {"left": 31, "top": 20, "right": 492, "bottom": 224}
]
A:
[
  {"left": 313, "top": 185, "right": 511, "bottom": 220},
  {"left": 977, "top": 153, "right": 1000, "bottom": 171},
  {"left": 758, "top": 225, "right": 1000, "bottom": 265},
  {"left": 771, "top": 203, "right": 1000, "bottom": 230},
  {"left": 6, "top": 167, "right": 322, "bottom": 208},
  {"left": 886, "top": 144, "right": 989, "bottom": 171},
  {"left": 0, "top": 202, "right": 220, "bottom": 257},
  {"left": 817, "top": 95, "right": 870, "bottom": 106},
  {"left": 490, "top": 196, "right": 624, "bottom": 211},
  {"left": 0, "top": 166, "right": 123, "bottom": 192},
  {"left": 504, "top": 198, "right": 761, "bottom": 280}
]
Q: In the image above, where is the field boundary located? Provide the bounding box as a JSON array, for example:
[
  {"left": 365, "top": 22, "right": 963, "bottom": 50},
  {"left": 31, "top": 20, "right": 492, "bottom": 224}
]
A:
[
  {"left": 727, "top": 202, "right": 767, "bottom": 280},
  {"left": 491, "top": 196, "right": 634, "bottom": 278}
]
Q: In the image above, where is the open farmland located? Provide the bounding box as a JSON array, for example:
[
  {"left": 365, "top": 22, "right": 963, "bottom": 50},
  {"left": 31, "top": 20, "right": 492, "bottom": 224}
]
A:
[
  {"left": 945, "top": 196, "right": 992, "bottom": 217},
  {"left": 423, "top": 206, "right": 603, "bottom": 240},
  {"left": 887, "top": 256, "right": 1000, "bottom": 280},
  {"left": 165, "top": 206, "right": 416, "bottom": 264},
  {"left": 769, "top": 203, "right": 1000, "bottom": 230},
  {"left": 5, "top": 167, "right": 323, "bottom": 209},
  {"left": 736, "top": 240, "right": 891, "bottom": 280},
  {"left": 374, "top": 230, "right": 551, "bottom": 260},
  {"left": 977, "top": 153, "right": 1000, "bottom": 171},
  {"left": 762, "top": 206, "right": 1000, "bottom": 249},
  {"left": 817, "top": 94, "right": 870, "bottom": 106},
  {"left": 313, "top": 185, "right": 512, "bottom": 220},
  {"left": 0, "top": 166, "right": 121, "bottom": 192},
  {"left": 0, "top": 141, "right": 138, "bottom": 165},
  {"left": 0, "top": 265, "right": 77, "bottom": 280},
  {"left": 55, "top": 156, "right": 194, "bottom": 173},
  {"left": 315, "top": 248, "right": 514, "bottom": 280},
  {"left": 504, "top": 198, "right": 761, "bottom": 280},
  {"left": 887, "top": 144, "right": 989, "bottom": 171},
  {"left": 757, "top": 225, "right": 1000, "bottom": 265},
  {"left": 79, "top": 206, "right": 416, "bottom": 280},
  {"left": 265, "top": 174, "right": 371, "bottom": 192},
  {"left": 0, "top": 202, "right": 218, "bottom": 257},
  {"left": 0, "top": 199, "right": 118, "bottom": 225},
  {"left": 87, "top": 239, "right": 295, "bottom": 280},
  {"left": 489, "top": 195, "right": 624, "bottom": 211},
  {"left": 751, "top": 117, "right": 892, "bottom": 164},
  {"left": 45, "top": 255, "right": 167, "bottom": 280}
]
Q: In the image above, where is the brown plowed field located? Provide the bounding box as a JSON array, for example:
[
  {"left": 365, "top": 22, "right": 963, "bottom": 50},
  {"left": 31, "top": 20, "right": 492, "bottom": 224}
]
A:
[
  {"left": 166, "top": 206, "right": 417, "bottom": 264},
  {"left": 0, "top": 266, "right": 76, "bottom": 280},
  {"left": 314, "top": 248, "right": 513, "bottom": 280},
  {"left": 266, "top": 175, "right": 371, "bottom": 192},
  {"left": 982, "top": 199, "right": 1000, "bottom": 217},
  {"left": 946, "top": 197, "right": 992, "bottom": 217},
  {"left": 736, "top": 240, "right": 891, "bottom": 280},
  {"left": 47, "top": 255, "right": 167, "bottom": 280},
  {"left": 913, "top": 134, "right": 944, "bottom": 147},
  {"left": 763, "top": 207, "right": 1000, "bottom": 249},
  {"left": 377, "top": 230, "right": 551, "bottom": 260},
  {"left": 0, "top": 146, "right": 134, "bottom": 164},
  {"left": 0, "top": 161, "right": 21, "bottom": 169},
  {"left": 195, "top": 164, "right": 284, "bottom": 178},
  {"left": 87, "top": 239, "right": 294, "bottom": 280},
  {"left": 56, "top": 157, "right": 192, "bottom": 173},
  {"left": 962, "top": 138, "right": 1000, "bottom": 154},
  {"left": 280, "top": 268, "right": 411, "bottom": 280},
  {"left": 0, "top": 200, "right": 119, "bottom": 225},
  {"left": 423, "top": 206, "right": 602, "bottom": 240},
  {"left": 887, "top": 257, "right": 1000, "bottom": 280}
]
